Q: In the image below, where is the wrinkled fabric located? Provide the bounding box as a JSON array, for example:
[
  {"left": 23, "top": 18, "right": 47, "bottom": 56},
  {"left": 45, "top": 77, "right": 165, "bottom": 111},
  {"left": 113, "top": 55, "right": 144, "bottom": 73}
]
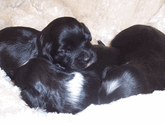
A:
[{"left": 0, "top": 0, "right": 164, "bottom": 45}]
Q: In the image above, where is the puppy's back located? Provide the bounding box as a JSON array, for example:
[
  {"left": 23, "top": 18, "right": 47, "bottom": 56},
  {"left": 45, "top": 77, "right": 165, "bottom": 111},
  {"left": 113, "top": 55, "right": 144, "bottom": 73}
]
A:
[
  {"left": 14, "top": 58, "right": 70, "bottom": 113},
  {"left": 112, "top": 25, "right": 165, "bottom": 85},
  {"left": 111, "top": 25, "right": 165, "bottom": 58},
  {"left": 14, "top": 58, "right": 89, "bottom": 114},
  {"left": 99, "top": 25, "right": 165, "bottom": 104}
]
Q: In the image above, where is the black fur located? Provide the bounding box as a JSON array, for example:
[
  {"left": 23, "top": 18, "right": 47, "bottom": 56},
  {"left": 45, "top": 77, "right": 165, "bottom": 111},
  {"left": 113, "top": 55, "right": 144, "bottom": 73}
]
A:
[
  {"left": 37, "top": 17, "right": 96, "bottom": 71},
  {"left": 0, "top": 27, "right": 39, "bottom": 79},
  {"left": 11, "top": 17, "right": 98, "bottom": 114},
  {"left": 98, "top": 25, "right": 165, "bottom": 104},
  {"left": 79, "top": 43, "right": 119, "bottom": 105},
  {"left": 89, "top": 42, "right": 119, "bottom": 80},
  {"left": 13, "top": 41, "right": 108, "bottom": 114},
  {"left": 14, "top": 58, "right": 99, "bottom": 114},
  {"left": 0, "top": 17, "right": 95, "bottom": 79}
]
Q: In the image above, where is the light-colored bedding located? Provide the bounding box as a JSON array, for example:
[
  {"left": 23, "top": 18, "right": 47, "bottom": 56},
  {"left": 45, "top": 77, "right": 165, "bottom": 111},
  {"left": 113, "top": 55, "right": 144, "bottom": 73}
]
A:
[{"left": 0, "top": 0, "right": 165, "bottom": 123}]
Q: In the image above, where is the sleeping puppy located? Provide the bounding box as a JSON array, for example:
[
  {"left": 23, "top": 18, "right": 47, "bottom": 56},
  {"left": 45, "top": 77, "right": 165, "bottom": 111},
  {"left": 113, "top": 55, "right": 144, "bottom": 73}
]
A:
[
  {"left": 14, "top": 58, "right": 98, "bottom": 114},
  {"left": 14, "top": 40, "right": 117, "bottom": 114},
  {"left": 11, "top": 17, "right": 97, "bottom": 114},
  {"left": 0, "top": 17, "right": 95, "bottom": 80},
  {"left": 78, "top": 41, "right": 119, "bottom": 105},
  {"left": 0, "top": 27, "right": 39, "bottom": 79},
  {"left": 37, "top": 17, "right": 96, "bottom": 71},
  {"left": 98, "top": 25, "right": 165, "bottom": 104}
]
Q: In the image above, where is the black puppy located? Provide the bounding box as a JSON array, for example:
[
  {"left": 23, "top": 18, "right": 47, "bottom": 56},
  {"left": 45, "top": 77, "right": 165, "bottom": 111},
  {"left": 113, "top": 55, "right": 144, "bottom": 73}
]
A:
[
  {"left": 14, "top": 57, "right": 99, "bottom": 114},
  {"left": 0, "top": 17, "right": 95, "bottom": 79},
  {"left": 98, "top": 25, "right": 165, "bottom": 104},
  {"left": 37, "top": 17, "right": 96, "bottom": 71},
  {"left": 14, "top": 40, "right": 118, "bottom": 114},
  {"left": 0, "top": 27, "right": 39, "bottom": 79},
  {"left": 77, "top": 41, "right": 120, "bottom": 105},
  {"left": 14, "top": 44, "right": 116, "bottom": 114},
  {"left": 11, "top": 17, "right": 97, "bottom": 114}
]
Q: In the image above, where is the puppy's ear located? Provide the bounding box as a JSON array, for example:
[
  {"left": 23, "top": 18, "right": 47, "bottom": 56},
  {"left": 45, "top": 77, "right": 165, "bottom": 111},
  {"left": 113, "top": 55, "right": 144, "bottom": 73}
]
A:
[
  {"left": 37, "top": 29, "right": 53, "bottom": 62},
  {"left": 81, "top": 23, "right": 92, "bottom": 41}
]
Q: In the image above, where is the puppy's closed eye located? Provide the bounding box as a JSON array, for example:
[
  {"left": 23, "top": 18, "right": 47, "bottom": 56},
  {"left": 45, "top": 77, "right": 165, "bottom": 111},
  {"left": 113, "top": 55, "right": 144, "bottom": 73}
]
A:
[{"left": 38, "top": 17, "right": 95, "bottom": 71}]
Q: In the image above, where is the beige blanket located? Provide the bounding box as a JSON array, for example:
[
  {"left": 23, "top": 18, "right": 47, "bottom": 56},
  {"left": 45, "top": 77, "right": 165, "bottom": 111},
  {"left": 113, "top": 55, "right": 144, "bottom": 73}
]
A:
[
  {"left": 0, "top": 0, "right": 165, "bottom": 123},
  {"left": 1, "top": 0, "right": 165, "bottom": 45}
]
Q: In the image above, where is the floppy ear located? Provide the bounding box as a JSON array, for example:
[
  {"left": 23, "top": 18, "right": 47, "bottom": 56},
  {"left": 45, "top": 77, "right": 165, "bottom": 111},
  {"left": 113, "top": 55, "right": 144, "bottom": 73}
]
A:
[
  {"left": 37, "top": 27, "right": 53, "bottom": 62},
  {"left": 81, "top": 23, "right": 92, "bottom": 41}
]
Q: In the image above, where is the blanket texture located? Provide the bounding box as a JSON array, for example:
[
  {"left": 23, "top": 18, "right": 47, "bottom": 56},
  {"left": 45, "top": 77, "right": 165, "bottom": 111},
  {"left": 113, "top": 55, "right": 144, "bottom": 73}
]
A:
[{"left": 0, "top": 0, "right": 165, "bottom": 123}]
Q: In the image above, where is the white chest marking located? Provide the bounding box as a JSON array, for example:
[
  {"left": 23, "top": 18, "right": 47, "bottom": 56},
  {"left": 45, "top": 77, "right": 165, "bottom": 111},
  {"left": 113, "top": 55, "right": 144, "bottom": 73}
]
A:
[
  {"left": 66, "top": 72, "right": 85, "bottom": 104},
  {"left": 104, "top": 80, "right": 121, "bottom": 95}
]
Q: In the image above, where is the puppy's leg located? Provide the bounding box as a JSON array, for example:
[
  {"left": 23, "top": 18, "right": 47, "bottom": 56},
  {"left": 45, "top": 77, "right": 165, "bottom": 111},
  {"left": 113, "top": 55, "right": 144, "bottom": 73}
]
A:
[{"left": 98, "top": 64, "right": 150, "bottom": 104}]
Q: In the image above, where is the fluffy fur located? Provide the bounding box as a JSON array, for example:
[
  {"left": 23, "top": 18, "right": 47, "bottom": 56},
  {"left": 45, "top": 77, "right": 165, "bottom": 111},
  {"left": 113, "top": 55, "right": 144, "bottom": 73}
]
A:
[{"left": 99, "top": 25, "right": 165, "bottom": 104}]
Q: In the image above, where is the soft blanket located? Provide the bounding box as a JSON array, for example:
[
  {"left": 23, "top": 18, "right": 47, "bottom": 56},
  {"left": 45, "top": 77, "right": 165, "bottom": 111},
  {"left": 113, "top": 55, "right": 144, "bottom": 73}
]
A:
[
  {"left": 0, "top": 0, "right": 165, "bottom": 123},
  {"left": 0, "top": 68, "right": 165, "bottom": 123}
]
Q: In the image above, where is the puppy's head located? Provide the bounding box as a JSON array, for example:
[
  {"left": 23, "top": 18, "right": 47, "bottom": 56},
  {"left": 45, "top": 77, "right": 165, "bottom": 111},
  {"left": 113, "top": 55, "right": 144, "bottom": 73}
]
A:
[{"left": 38, "top": 17, "right": 96, "bottom": 71}]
